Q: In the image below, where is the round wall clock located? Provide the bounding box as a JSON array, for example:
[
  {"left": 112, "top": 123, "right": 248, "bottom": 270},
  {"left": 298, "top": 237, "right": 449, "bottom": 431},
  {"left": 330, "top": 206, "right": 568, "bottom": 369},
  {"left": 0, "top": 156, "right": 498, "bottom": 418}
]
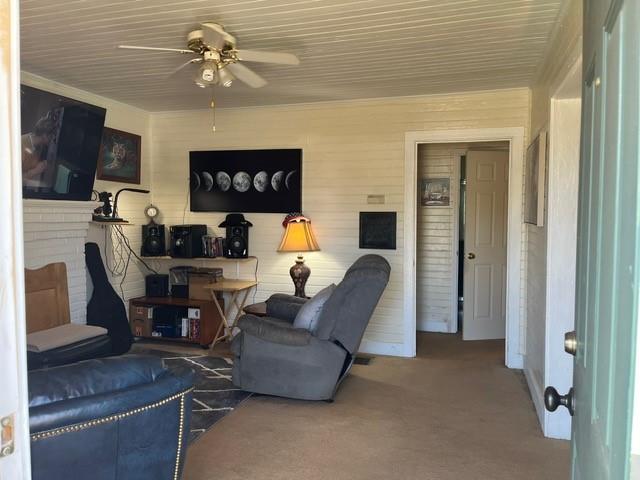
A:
[{"left": 144, "top": 204, "right": 159, "bottom": 221}]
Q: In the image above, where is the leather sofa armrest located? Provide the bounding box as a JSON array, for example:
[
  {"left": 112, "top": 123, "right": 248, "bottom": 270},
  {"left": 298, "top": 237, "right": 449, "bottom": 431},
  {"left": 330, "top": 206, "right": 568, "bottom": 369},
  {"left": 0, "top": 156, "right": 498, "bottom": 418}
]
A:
[
  {"left": 29, "top": 367, "right": 194, "bottom": 435},
  {"left": 265, "top": 293, "right": 308, "bottom": 322},
  {"left": 237, "top": 314, "right": 311, "bottom": 346},
  {"left": 28, "top": 354, "right": 166, "bottom": 408}
]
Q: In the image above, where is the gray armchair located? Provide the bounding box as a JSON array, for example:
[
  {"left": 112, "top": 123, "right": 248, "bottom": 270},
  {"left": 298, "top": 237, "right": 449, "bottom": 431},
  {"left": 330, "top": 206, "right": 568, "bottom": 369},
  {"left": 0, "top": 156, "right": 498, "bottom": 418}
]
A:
[{"left": 231, "top": 254, "right": 390, "bottom": 400}]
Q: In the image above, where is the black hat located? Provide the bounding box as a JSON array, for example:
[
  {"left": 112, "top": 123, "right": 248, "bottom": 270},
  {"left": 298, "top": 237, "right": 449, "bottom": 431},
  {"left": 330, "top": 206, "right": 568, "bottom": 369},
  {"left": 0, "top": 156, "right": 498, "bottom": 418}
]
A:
[{"left": 218, "top": 213, "right": 253, "bottom": 228}]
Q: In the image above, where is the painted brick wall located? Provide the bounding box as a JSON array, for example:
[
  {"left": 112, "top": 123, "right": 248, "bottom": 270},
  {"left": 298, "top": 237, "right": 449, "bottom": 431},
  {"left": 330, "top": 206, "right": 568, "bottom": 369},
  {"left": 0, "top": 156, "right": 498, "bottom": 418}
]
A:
[{"left": 23, "top": 200, "right": 96, "bottom": 324}]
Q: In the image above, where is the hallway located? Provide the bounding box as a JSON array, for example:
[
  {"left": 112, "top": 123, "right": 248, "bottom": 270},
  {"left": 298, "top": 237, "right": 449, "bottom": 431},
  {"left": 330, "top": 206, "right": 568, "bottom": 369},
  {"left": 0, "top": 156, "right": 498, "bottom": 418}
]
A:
[{"left": 184, "top": 333, "right": 570, "bottom": 479}]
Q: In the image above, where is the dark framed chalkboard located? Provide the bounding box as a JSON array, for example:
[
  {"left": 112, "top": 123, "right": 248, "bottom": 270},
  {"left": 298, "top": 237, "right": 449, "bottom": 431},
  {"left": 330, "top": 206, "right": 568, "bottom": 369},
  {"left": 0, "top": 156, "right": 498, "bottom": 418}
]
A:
[{"left": 359, "top": 212, "right": 397, "bottom": 250}]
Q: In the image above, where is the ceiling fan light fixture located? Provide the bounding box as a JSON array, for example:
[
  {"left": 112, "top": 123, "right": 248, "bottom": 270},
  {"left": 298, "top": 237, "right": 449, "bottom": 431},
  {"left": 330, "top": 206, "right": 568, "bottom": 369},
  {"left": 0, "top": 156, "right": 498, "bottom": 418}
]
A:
[
  {"left": 118, "top": 22, "right": 299, "bottom": 93},
  {"left": 194, "top": 60, "right": 217, "bottom": 87},
  {"left": 201, "top": 61, "right": 217, "bottom": 81},
  {"left": 218, "top": 66, "right": 234, "bottom": 87}
]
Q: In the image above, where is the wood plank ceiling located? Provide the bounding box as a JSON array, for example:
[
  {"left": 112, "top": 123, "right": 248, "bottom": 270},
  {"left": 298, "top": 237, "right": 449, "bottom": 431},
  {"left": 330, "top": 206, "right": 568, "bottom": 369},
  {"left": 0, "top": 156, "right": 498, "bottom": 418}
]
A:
[{"left": 20, "top": 0, "right": 566, "bottom": 111}]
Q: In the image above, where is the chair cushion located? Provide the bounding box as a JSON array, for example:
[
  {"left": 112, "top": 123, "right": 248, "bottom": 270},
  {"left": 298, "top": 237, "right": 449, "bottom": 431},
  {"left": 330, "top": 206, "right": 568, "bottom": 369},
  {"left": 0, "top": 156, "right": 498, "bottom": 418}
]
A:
[
  {"left": 27, "top": 324, "right": 108, "bottom": 352},
  {"left": 316, "top": 254, "right": 390, "bottom": 351},
  {"left": 292, "top": 284, "right": 336, "bottom": 333},
  {"left": 27, "top": 335, "right": 112, "bottom": 371}
]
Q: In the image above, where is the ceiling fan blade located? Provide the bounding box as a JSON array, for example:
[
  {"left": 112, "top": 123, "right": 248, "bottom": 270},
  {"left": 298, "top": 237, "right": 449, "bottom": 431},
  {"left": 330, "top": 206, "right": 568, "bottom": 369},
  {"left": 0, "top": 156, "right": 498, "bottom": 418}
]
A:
[
  {"left": 168, "top": 57, "right": 203, "bottom": 77},
  {"left": 227, "top": 63, "right": 267, "bottom": 88},
  {"left": 235, "top": 49, "right": 299, "bottom": 65},
  {"left": 201, "top": 23, "right": 236, "bottom": 50},
  {"left": 118, "top": 45, "right": 195, "bottom": 54}
]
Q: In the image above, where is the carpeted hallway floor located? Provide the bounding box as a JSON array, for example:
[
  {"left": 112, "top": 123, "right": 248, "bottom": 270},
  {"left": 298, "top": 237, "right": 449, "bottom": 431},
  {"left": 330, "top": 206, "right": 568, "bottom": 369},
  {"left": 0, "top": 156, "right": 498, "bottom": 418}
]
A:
[{"left": 182, "top": 333, "right": 570, "bottom": 480}]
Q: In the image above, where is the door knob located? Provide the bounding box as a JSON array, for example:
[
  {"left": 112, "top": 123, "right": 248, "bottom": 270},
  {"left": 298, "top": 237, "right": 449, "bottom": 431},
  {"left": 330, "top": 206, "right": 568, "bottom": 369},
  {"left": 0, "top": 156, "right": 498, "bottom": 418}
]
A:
[
  {"left": 564, "top": 331, "right": 577, "bottom": 356},
  {"left": 467, "top": 252, "right": 476, "bottom": 259},
  {"left": 544, "top": 386, "right": 575, "bottom": 416}
]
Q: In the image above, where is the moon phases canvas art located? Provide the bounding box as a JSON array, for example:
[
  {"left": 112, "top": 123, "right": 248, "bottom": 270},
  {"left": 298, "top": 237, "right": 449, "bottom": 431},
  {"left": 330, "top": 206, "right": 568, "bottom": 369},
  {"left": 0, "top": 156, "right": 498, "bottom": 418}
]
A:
[
  {"left": 201, "top": 171, "right": 214, "bottom": 191},
  {"left": 215, "top": 171, "right": 231, "bottom": 191},
  {"left": 190, "top": 149, "right": 302, "bottom": 213},
  {"left": 253, "top": 171, "right": 269, "bottom": 192}
]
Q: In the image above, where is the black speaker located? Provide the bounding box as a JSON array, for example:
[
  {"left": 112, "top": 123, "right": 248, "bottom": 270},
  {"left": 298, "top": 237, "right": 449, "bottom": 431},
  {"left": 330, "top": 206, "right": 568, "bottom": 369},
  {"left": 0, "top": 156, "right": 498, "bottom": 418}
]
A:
[
  {"left": 219, "top": 214, "right": 253, "bottom": 259},
  {"left": 169, "top": 224, "right": 207, "bottom": 258},
  {"left": 141, "top": 223, "right": 165, "bottom": 257},
  {"left": 225, "top": 225, "right": 250, "bottom": 258},
  {"left": 145, "top": 274, "right": 169, "bottom": 297}
]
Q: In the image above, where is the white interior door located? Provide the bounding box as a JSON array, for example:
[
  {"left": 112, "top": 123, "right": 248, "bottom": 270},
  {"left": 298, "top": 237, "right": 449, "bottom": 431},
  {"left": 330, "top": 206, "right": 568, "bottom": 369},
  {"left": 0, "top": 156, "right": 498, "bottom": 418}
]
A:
[{"left": 463, "top": 150, "right": 509, "bottom": 340}]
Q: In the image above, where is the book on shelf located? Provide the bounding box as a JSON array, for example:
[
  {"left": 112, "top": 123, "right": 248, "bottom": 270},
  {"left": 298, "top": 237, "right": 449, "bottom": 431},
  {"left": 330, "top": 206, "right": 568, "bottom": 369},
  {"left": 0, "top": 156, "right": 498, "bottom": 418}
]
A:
[
  {"left": 189, "top": 318, "right": 200, "bottom": 340},
  {"left": 181, "top": 318, "right": 189, "bottom": 337}
]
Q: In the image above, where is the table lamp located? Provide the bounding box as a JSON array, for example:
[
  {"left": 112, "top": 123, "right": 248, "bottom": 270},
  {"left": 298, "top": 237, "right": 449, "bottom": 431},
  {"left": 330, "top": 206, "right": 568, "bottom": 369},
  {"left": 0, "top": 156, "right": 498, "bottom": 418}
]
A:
[{"left": 278, "top": 215, "right": 320, "bottom": 298}]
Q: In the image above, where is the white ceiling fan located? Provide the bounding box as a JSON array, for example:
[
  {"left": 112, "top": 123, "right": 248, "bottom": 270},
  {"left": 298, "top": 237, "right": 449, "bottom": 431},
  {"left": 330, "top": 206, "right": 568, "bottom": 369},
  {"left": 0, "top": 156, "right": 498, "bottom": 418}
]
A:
[{"left": 118, "top": 22, "right": 299, "bottom": 89}]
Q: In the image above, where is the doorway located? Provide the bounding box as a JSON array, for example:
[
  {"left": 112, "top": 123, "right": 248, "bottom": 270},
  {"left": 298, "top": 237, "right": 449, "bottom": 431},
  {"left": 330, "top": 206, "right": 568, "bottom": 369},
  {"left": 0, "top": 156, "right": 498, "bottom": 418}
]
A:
[
  {"left": 416, "top": 142, "right": 509, "bottom": 344},
  {"left": 404, "top": 128, "right": 525, "bottom": 367}
]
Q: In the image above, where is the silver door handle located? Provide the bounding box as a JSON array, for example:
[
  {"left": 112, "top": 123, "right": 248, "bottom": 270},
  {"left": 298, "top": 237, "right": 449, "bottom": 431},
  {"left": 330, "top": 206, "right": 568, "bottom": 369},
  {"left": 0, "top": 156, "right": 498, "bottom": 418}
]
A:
[{"left": 564, "top": 331, "right": 577, "bottom": 356}]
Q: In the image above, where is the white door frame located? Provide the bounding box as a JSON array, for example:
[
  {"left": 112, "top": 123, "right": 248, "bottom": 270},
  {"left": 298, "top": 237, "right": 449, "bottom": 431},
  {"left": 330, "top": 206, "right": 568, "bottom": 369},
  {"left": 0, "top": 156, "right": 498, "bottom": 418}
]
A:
[
  {"left": 0, "top": 0, "right": 32, "bottom": 477},
  {"left": 404, "top": 127, "right": 525, "bottom": 368},
  {"left": 450, "top": 151, "right": 464, "bottom": 333}
]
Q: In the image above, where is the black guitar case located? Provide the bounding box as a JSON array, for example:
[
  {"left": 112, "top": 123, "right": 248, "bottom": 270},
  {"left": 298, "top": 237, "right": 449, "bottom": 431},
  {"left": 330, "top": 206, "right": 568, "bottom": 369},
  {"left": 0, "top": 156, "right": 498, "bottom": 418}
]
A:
[{"left": 85, "top": 242, "right": 133, "bottom": 355}]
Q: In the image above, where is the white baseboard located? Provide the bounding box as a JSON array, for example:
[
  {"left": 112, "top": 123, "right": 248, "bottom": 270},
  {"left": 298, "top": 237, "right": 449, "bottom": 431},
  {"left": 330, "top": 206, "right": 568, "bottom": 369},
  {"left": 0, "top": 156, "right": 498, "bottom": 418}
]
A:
[
  {"left": 507, "top": 352, "right": 524, "bottom": 369},
  {"left": 524, "top": 363, "right": 545, "bottom": 433},
  {"left": 417, "top": 320, "right": 449, "bottom": 333},
  {"left": 358, "top": 339, "right": 410, "bottom": 357}
]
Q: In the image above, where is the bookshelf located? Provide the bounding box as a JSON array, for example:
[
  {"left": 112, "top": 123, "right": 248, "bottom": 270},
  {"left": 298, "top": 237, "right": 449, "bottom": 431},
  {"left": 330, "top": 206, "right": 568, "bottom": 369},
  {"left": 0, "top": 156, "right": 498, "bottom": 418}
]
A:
[
  {"left": 140, "top": 256, "right": 258, "bottom": 280},
  {"left": 129, "top": 296, "right": 224, "bottom": 347}
]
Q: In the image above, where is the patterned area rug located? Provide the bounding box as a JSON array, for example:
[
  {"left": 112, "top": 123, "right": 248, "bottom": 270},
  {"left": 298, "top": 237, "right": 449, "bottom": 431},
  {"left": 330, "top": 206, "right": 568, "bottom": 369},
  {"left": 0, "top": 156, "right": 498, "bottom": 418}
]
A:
[{"left": 137, "top": 348, "right": 252, "bottom": 443}]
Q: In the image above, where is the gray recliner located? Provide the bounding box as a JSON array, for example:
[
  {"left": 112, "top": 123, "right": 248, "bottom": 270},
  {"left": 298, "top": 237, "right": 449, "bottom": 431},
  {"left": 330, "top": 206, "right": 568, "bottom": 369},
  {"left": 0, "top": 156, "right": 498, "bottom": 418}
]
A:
[{"left": 230, "top": 254, "right": 391, "bottom": 400}]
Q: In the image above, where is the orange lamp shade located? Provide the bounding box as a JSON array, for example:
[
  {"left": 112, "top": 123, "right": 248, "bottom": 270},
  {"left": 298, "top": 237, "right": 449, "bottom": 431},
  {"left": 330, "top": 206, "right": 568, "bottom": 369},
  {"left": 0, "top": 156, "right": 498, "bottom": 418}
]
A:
[{"left": 277, "top": 220, "right": 320, "bottom": 252}]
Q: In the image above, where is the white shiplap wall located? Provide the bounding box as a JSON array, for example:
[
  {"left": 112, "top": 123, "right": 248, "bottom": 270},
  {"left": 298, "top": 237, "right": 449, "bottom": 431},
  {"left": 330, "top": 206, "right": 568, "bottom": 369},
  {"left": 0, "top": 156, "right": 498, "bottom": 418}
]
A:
[
  {"left": 524, "top": 222, "right": 548, "bottom": 385},
  {"left": 417, "top": 144, "right": 457, "bottom": 332},
  {"left": 416, "top": 142, "right": 509, "bottom": 333},
  {"left": 524, "top": 0, "right": 582, "bottom": 436},
  {"left": 21, "top": 72, "right": 153, "bottom": 314},
  {"left": 151, "top": 89, "right": 530, "bottom": 354}
]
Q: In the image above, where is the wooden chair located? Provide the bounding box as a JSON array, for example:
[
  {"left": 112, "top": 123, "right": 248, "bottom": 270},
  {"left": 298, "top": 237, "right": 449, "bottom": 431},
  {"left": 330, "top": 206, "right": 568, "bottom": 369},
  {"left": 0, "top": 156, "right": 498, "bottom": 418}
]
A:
[
  {"left": 25, "top": 263, "right": 71, "bottom": 333},
  {"left": 25, "top": 262, "right": 112, "bottom": 370}
]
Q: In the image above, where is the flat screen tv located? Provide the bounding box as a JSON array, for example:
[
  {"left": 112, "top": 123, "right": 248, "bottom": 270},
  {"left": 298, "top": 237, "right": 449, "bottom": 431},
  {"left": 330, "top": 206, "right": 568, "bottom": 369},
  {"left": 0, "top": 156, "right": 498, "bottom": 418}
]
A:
[{"left": 21, "top": 85, "right": 107, "bottom": 200}]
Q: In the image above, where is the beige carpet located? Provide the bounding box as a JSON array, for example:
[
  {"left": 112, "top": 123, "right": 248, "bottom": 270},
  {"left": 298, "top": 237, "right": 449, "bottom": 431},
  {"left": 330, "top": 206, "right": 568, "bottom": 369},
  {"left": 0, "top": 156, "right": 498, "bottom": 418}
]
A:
[{"left": 182, "top": 333, "right": 570, "bottom": 480}]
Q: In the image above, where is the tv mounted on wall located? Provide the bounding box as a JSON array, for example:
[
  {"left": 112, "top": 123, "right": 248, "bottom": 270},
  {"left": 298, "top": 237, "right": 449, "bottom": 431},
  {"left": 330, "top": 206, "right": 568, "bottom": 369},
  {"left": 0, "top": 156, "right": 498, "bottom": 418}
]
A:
[{"left": 21, "top": 85, "right": 107, "bottom": 201}]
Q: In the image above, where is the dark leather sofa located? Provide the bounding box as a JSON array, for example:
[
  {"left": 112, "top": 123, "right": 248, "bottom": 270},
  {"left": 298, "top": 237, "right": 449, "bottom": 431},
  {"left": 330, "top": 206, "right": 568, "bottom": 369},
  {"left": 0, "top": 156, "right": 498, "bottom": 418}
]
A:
[{"left": 29, "top": 355, "right": 193, "bottom": 480}]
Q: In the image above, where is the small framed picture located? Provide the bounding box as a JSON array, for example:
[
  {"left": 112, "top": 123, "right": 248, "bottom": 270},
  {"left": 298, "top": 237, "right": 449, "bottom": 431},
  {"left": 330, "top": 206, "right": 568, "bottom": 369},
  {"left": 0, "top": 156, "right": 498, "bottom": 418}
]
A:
[
  {"left": 524, "top": 131, "right": 547, "bottom": 226},
  {"left": 97, "top": 127, "right": 141, "bottom": 184},
  {"left": 421, "top": 178, "right": 450, "bottom": 207}
]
